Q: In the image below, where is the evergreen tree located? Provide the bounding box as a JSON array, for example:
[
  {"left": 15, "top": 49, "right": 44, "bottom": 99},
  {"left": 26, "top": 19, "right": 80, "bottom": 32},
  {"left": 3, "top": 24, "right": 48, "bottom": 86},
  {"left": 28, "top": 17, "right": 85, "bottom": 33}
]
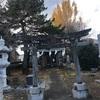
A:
[
  {"left": 0, "top": 0, "right": 63, "bottom": 74},
  {"left": 4, "top": 0, "right": 48, "bottom": 74},
  {"left": 78, "top": 43, "right": 99, "bottom": 71},
  {"left": 5, "top": 0, "right": 47, "bottom": 35}
]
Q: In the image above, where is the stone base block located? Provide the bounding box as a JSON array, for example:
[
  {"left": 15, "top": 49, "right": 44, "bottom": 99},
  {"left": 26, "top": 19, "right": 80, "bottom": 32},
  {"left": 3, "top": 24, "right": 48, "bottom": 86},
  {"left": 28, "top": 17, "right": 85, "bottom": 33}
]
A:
[
  {"left": 72, "top": 82, "right": 90, "bottom": 99},
  {"left": 28, "top": 92, "right": 43, "bottom": 100},
  {"left": 28, "top": 87, "right": 44, "bottom": 100},
  {"left": 29, "top": 87, "right": 41, "bottom": 94},
  {"left": 3, "top": 86, "right": 11, "bottom": 91}
]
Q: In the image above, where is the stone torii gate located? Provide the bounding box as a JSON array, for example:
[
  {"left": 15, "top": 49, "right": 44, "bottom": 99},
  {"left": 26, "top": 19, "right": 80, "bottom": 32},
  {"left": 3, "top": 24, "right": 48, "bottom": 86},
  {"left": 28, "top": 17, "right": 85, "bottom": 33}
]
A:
[{"left": 16, "top": 28, "right": 91, "bottom": 99}]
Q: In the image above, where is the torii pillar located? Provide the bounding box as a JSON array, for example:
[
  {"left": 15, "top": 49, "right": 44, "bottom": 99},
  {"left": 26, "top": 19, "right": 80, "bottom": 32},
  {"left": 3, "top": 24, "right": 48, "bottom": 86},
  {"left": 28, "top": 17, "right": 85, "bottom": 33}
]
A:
[
  {"left": 71, "top": 39, "right": 90, "bottom": 99},
  {"left": 28, "top": 41, "right": 44, "bottom": 100}
]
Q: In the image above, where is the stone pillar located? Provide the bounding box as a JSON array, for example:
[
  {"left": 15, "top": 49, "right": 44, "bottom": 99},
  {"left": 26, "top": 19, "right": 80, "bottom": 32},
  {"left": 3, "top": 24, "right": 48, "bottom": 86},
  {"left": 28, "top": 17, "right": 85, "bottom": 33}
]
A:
[
  {"left": 71, "top": 43, "right": 82, "bottom": 83},
  {"left": 32, "top": 46, "right": 38, "bottom": 87},
  {"left": 0, "top": 75, "right": 3, "bottom": 100},
  {"left": 71, "top": 40, "right": 90, "bottom": 99},
  {"left": 97, "top": 34, "right": 100, "bottom": 57},
  {"left": 0, "top": 66, "right": 8, "bottom": 88},
  {"left": 28, "top": 42, "right": 44, "bottom": 100}
]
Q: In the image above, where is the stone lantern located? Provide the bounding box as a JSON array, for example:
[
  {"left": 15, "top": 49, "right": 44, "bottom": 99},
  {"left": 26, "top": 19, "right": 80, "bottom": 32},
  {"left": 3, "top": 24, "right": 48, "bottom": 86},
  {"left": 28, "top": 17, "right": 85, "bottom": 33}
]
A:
[{"left": 0, "top": 36, "right": 11, "bottom": 90}]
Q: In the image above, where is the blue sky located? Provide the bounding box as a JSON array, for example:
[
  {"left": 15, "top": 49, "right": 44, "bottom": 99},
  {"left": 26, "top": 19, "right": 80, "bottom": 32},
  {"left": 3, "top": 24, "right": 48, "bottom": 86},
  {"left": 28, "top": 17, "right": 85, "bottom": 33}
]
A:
[{"left": 44, "top": 0, "right": 100, "bottom": 39}]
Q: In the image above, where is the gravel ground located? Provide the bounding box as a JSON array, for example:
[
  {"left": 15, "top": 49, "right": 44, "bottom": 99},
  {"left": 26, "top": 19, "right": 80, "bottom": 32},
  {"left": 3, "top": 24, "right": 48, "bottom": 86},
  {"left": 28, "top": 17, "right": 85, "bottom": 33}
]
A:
[{"left": 3, "top": 68, "right": 100, "bottom": 100}]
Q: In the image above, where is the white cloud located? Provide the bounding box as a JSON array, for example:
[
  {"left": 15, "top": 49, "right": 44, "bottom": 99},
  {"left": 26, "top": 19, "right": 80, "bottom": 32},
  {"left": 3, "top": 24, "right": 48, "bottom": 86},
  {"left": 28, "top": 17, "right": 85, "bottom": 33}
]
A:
[
  {"left": 74, "top": 0, "right": 100, "bottom": 38},
  {"left": 44, "top": 0, "right": 100, "bottom": 38}
]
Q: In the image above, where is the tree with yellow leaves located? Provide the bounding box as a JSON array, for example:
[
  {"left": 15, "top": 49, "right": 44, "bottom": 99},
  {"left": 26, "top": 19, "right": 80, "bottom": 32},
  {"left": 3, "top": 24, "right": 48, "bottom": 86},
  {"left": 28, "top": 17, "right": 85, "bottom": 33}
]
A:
[{"left": 51, "top": 0, "right": 86, "bottom": 33}]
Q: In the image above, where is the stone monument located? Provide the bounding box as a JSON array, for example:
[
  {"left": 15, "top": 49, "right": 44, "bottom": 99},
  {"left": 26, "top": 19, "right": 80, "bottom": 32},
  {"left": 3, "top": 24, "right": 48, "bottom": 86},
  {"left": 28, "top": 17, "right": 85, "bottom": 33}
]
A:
[{"left": 66, "top": 55, "right": 72, "bottom": 69}]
